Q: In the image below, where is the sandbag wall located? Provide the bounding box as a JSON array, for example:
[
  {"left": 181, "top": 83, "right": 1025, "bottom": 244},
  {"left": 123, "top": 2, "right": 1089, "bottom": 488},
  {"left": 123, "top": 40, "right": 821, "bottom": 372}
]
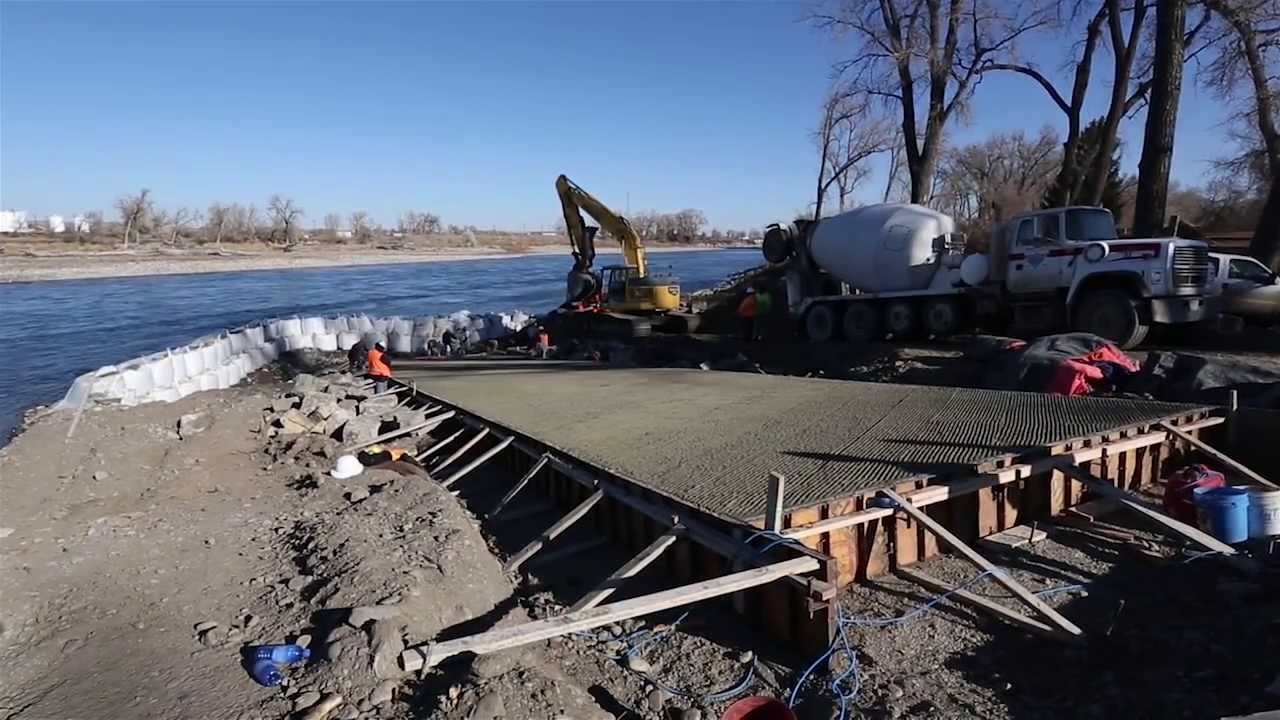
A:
[{"left": 57, "top": 310, "right": 533, "bottom": 410}]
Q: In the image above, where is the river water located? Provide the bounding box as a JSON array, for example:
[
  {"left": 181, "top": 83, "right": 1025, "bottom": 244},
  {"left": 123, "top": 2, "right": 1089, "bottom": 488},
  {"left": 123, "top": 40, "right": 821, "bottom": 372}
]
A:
[{"left": 0, "top": 249, "right": 760, "bottom": 441}]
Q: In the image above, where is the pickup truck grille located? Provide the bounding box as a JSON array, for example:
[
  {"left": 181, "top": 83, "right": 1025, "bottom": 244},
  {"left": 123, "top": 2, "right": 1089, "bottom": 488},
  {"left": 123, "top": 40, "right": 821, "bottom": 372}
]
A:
[{"left": 1171, "top": 246, "right": 1210, "bottom": 288}]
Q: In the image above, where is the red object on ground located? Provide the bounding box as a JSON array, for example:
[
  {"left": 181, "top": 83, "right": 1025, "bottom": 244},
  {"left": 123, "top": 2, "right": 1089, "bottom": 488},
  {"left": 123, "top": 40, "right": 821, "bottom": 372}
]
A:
[
  {"left": 721, "top": 696, "right": 797, "bottom": 720},
  {"left": 1163, "top": 463, "right": 1226, "bottom": 523},
  {"left": 1044, "top": 343, "right": 1140, "bottom": 396}
]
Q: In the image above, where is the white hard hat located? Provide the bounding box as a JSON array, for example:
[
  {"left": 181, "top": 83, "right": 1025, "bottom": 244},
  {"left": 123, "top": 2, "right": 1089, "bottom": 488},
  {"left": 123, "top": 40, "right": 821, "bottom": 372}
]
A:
[{"left": 330, "top": 454, "right": 364, "bottom": 480}]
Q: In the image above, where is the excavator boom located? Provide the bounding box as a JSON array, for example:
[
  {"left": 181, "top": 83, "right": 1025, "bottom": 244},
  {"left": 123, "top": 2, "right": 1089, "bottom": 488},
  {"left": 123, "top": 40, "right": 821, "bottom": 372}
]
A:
[{"left": 555, "top": 174, "right": 647, "bottom": 276}]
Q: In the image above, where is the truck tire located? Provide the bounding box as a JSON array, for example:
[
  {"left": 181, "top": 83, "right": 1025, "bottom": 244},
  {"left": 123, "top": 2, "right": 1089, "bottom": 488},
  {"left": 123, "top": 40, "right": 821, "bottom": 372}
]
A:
[
  {"left": 1074, "top": 289, "right": 1150, "bottom": 349},
  {"left": 804, "top": 304, "right": 837, "bottom": 342},
  {"left": 842, "top": 303, "right": 880, "bottom": 343},
  {"left": 922, "top": 298, "right": 961, "bottom": 338},
  {"left": 883, "top": 300, "right": 917, "bottom": 338}
]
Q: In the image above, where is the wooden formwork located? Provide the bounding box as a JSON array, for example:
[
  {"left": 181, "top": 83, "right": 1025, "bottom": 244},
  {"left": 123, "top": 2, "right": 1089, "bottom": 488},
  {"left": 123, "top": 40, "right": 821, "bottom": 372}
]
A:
[
  {"left": 766, "top": 412, "right": 1220, "bottom": 586},
  {"left": 403, "top": 376, "right": 1226, "bottom": 658}
]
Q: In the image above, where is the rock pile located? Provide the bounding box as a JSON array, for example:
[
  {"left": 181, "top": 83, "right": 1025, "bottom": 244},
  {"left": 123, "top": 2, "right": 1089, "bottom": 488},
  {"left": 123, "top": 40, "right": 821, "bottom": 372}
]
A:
[{"left": 261, "top": 372, "right": 415, "bottom": 449}]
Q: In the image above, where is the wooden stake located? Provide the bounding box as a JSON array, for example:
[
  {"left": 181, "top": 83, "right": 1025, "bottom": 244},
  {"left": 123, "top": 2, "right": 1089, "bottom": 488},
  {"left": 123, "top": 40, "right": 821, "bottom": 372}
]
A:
[
  {"left": 400, "top": 556, "right": 820, "bottom": 671},
  {"left": 897, "top": 567, "right": 1081, "bottom": 645},
  {"left": 765, "top": 472, "right": 786, "bottom": 532},
  {"left": 1055, "top": 462, "right": 1260, "bottom": 575},
  {"left": 489, "top": 454, "right": 550, "bottom": 518},
  {"left": 1227, "top": 390, "right": 1239, "bottom": 449},
  {"left": 570, "top": 526, "right": 683, "bottom": 612},
  {"left": 367, "top": 386, "right": 408, "bottom": 399},
  {"left": 880, "top": 489, "right": 1084, "bottom": 637},
  {"left": 432, "top": 428, "right": 490, "bottom": 474},
  {"left": 1157, "top": 421, "right": 1277, "bottom": 489},
  {"left": 441, "top": 436, "right": 514, "bottom": 488},
  {"left": 416, "top": 427, "right": 465, "bottom": 461},
  {"left": 504, "top": 489, "right": 604, "bottom": 572},
  {"left": 341, "top": 412, "right": 454, "bottom": 453}
]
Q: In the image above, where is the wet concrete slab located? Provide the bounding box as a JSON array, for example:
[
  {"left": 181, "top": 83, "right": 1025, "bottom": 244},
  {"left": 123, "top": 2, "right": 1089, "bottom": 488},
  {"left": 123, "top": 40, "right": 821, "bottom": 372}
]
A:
[{"left": 399, "top": 363, "right": 1206, "bottom": 522}]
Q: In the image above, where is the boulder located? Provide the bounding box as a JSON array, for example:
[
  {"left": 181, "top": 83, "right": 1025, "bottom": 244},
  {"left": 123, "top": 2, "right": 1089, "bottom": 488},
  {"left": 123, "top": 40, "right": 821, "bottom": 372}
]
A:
[
  {"left": 279, "top": 409, "right": 322, "bottom": 435},
  {"left": 323, "top": 407, "right": 355, "bottom": 437},
  {"left": 341, "top": 415, "right": 382, "bottom": 445},
  {"left": 392, "top": 409, "right": 427, "bottom": 429},
  {"left": 359, "top": 395, "right": 399, "bottom": 416},
  {"left": 177, "top": 412, "right": 211, "bottom": 440},
  {"left": 293, "top": 373, "right": 320, "bottom": 393},
  {"left": 272, "top": 396, "right": 297, "bottom": 413},
  {"left": 301, "top": 392, "right": 338, "bottom": 418}
]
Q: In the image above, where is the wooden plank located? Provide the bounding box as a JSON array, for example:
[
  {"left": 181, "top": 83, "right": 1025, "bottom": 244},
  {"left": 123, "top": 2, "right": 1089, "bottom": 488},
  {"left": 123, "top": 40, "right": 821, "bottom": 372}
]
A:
[
  {"left": 400, "top": 556, "right": 820, "bottom": 671},
  {"left": 432, "top": 428, "right": 490, "bottom": 474},
  {"left": 503, "top": 489, "right": 604, "bottom": 572},
  {"left": 1055, "top": 462, "right": 1260, "bottom": 576},
  {"left": 341, "top": 413, "right": 454, "bottom": 453},
  {"left": 765, "top": 472, "right": 786, "bottom": 532},
  {"left": 981, "top": 525, "right": 1047, "bottom": 549},
  {"left": 880, "top": 489, "right": 1084, "bottom": 637},
  {"left": 1158, "top": 421, "right": 1279, "bottom": 489},
  {"left": 570, "top": 527, "right": 683, "bottom": 612},
  {"left": 897, "top": 567, "right": 1081, "bottom": 645},
  {"left": 440, "top": 436, "right": 515, "bottom": 488},
  {"left": 488, "top": 454, "right": 549, "bottom": 518},
  {"left": 416, "top": 427, "right": 466, "bottom": 461},
  {"left": 783, "top": 420, "right": 1227, "bottom": 540}
]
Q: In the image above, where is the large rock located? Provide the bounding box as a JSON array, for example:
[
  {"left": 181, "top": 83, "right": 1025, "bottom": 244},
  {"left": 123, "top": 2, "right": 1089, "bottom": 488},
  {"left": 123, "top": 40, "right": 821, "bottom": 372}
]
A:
[
  {"left": 293, "top": 373, "right": 320, "bottom": 393},
  {"left": 301, "top": 392, "right": 338, "bottom": 418},
  {"left": 323, "top": 407, "right": 355, "bottom": 437},
  {"left": 341, "top": 415, "right": 382, "bottom": 445},
  {"left": 279, "top": 409, "right": 322, "bottom": 435},
  {"left": 177, "top": 412, "right": 211, "bottom": 440},
  {"left": 359, "top": 395, "right": 399, "bottom": 416},
  {"left": 392, "top": 409, "right": 426, "bottom": 429}
]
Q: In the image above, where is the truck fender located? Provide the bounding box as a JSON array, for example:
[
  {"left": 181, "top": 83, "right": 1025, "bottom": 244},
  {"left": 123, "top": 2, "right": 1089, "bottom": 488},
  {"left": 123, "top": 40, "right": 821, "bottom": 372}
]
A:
[{"left": 1067, "top": 271, "right": 1150, "bottom": 320}]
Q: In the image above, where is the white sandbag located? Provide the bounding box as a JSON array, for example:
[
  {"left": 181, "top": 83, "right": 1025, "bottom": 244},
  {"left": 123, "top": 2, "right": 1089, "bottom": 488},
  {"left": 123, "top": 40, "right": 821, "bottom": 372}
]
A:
[
  {"left": 198, "top": 371, "right": 220, "bottom": 392},
  {"left": 264, "top": 319, "right": 282, "bottom": 339},
  {"left": 392, "top": 317, "right": 414, "bottom": 336},
  {"left": 245, "top": 325, "right": 266, "bottom": 345},
  {"left": 278, "top": 317, "right": 303, "bottom": 337},
  {"left": 389, "top": 332, "right": 412, "bottom": 354},
  {"left": 362, "top": 332, "right": 387, "bottom": 348},
  {"left": 122, "top": 364, "right": 154, "bottom": 395},
  {"left": 325, "top": 317, "right": 348, "bottom": 334},
  {"left": 353, "top": 314, "right": 374, "bottom": 333},
  {"left": 337, "top": 332, "right": 362, "bottom": 350},
  {"left": 301, "top": 316, "right": 326, "bottom": 335},
  {"left": 228, "top": 331, "right": 248, "bottom": 353},
  {"left": 181, "top": 349, "right": 204, "bottom": 376},
  {"left": 234, "top": 354, "right": 253, "bottom": 375},
  {"left": 313, "top": 332, "right": 339, "bottom": 352},
  {"left": 215, "top": 338, "right": 231, "bottom": 365},
  {"left": 411, "top": 335, "right": 432, "bottom": 353},
  {"left": 467, "top": 329, "right": 480, "bottom": 345},
  {"left": 261, "top": 342, "right": 280, "bottom": 362},
  {"left": 151, "top": 386, "right": 182, "bottom": 404},
  {"left": 198, "top": 343, "right": 219, "bottom": 368},
  {"left": 413, "top": 316, "right": 436, "bottom": 335},
  {"left": 177, "top": 379, "right": 199, "bottom": 398},
  {"left": 284, "top": 334, "right": 314, "bottom": 352},
  {"left": 247, "top": 347, "right": 268, "bottom": 368}
]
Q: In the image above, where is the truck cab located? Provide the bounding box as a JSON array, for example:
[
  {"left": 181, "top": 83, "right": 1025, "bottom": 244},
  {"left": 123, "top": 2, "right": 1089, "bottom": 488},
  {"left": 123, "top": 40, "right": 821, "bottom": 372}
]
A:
[
  {"left": 995, "top": 207, "right": 1215, "bottom": 347},
  {"left": 1208, "top": 252, "right": 1280, "bottom": 325}
]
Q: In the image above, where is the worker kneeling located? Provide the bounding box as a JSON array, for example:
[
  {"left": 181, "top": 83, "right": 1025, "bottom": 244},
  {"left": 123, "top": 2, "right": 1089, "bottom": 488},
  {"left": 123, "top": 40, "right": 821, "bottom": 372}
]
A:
[{"left": 367, "top": 341, "right": 393, "bottom": 394}]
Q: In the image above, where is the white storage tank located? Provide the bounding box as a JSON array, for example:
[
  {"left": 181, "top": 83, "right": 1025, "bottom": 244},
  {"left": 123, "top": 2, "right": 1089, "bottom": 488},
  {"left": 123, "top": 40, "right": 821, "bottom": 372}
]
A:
[{"left": 807, "top": 204, "right": 955, "bottom": 293}]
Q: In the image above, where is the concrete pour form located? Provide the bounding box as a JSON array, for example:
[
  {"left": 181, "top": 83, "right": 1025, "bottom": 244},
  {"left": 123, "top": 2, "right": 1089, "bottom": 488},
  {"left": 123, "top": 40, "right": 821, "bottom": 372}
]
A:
[{"left": 399, "top": 364, "right": 1207, "bottom": 522}]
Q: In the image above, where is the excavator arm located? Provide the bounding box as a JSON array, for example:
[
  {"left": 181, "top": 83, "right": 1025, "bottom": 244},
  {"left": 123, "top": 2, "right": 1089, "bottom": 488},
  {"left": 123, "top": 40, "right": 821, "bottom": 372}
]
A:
[{"left": 556, "top": 174, "right": 647, "bottom": 276}]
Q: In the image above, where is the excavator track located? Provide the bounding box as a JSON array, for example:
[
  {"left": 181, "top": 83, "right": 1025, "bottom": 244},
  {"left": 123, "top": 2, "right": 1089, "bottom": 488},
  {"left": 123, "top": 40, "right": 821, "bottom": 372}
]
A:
[{"left": 549, "top": 310, "right": 652, "bottom": 341}]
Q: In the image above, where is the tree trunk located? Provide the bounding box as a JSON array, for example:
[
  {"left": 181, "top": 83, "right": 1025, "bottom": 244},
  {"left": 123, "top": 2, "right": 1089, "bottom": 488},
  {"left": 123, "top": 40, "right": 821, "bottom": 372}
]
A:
[
  {"left": 1084, "top": 0, "right": 1146, "bottom": 205},
  {"left": 1133, "top": 0, "right": 1186, "bottom": 236},
  {"left": 1253, "top": 176, "right": 1280, "bottom": 271},
  {"left": 123, "top": 218, "right": 132, "bottom": 248}
]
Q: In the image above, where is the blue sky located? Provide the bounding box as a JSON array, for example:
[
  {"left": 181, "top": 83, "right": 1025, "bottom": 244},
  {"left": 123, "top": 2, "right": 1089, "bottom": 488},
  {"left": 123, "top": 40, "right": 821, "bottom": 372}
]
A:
[{"left": 1, "top": 1, "right": 1226, "bottom": 230}]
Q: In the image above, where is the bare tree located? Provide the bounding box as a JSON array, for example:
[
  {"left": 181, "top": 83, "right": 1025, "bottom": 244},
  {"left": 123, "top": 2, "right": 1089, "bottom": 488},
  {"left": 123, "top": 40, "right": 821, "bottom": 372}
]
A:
[
  {"left": 1078, "top": 0, "right": 1150, "bottom": 205},
  {"left": 935, "top": 127, "right": 1062, "bottom": 228},
  {"left": 207, "top": 203, "right": 231, "bottom": 249},
  {"left": 1202, "top": 0, "right": 1280, "bottom": 269},
  {"left": 78, "top": 210, "right": 103, "bottom": 242},
  {"left": 159, "top": 207, "right": 200, "bottom": 245},
  {"left": 349, "top": 211, "right": 372, "bottom": 240},
  {"left": 243, "top": 203, "right": 260, "bottom": 242},
  {"left": 322, "top": 213, "right": 342, "bottom": 239},
  {"left": 113, "top": 188, "right": 152, "bottom": 248},
  {"left": 815, "top": 88, "right": 891, "bottom": 217},
  {"left": 814, "top": 0, "right": 1053, "bottom": 203},
  {"left": 399, "top": 211, "right": 442, "bottom": 234},
  {"left": 1133, "top": 0, "right": 1189, "bottom": 235},
  {"left": 267, "top": 195, "right": 304, "bottom": 247}
]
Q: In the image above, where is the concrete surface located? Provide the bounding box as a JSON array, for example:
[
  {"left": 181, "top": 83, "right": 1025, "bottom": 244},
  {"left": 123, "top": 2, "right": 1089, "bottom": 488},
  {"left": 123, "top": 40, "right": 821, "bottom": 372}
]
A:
[{"left": 399, "top": 364, "right": 1206, "bottom": 522}]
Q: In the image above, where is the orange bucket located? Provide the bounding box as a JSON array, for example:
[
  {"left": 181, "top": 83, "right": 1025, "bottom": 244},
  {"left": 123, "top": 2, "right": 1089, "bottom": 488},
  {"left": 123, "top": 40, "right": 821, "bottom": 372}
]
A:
[{"left": 720, "top": 696, "right": 797, "bottom": 720}]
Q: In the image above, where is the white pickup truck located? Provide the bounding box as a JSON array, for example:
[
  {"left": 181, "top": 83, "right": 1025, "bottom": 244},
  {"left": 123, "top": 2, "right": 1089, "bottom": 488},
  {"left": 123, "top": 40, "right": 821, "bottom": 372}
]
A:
[{"left": 1208, "top": 252, "right": 1280, "bottom": 325}]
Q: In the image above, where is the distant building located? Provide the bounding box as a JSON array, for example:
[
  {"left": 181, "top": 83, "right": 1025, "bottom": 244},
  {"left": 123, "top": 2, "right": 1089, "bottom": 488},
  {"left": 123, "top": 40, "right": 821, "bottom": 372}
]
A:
[
  {"left": 335, "top": 230, "right": 353, "bottom": 239},
  {"left": 0, "top": 210, "right": 28, "bottom": 234},
  {"left": 48, "top": 215, "right": 66, "bottom": 233},
  {"left": 73, "top": 215, "right": 92, "bottom": 234}
]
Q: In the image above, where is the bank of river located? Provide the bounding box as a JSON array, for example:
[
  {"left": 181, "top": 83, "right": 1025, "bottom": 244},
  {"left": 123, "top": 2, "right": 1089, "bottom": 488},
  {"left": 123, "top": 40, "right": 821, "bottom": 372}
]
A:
[{"left": 0, "top": 249, "right": 760, "bottom": 440}]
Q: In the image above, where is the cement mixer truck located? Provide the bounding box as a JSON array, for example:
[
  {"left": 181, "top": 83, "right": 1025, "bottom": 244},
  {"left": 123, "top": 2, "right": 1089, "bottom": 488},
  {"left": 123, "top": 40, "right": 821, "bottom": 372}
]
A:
[{"left": 762, "top": 204, "right": 1215, "bottom": 348}]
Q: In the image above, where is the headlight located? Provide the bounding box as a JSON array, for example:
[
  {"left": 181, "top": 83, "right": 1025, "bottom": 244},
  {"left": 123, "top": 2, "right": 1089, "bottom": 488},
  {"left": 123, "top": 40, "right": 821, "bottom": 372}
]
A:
[{"left": 1083, "top": 242, "right": 1109, "bottom": 262}]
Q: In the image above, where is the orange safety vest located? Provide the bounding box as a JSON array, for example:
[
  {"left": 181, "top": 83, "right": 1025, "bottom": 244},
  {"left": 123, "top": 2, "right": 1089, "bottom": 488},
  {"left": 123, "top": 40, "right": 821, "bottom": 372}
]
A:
[
  {"left": 367, "top": 348, "right": 392, "bottom": 378},
  {"left": 737, "top": 294, "right": 758, "bottom": 318},
  {"left": 536, "top": 331, "right": 550, "bottom": 349}
]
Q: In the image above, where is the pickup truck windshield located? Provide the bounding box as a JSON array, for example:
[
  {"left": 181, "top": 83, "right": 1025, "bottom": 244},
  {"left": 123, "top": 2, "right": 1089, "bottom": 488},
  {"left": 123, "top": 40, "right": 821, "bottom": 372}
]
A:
[{"left": 1065, "top": 209, "right": 1118, "bottom": 242}]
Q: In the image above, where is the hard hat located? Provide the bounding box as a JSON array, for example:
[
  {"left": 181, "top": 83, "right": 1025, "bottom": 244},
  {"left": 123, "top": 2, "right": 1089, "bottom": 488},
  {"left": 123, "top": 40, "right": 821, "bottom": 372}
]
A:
[
  {"left": 374, "top": 341, "right": 387, "bottom": 350},
  {"left": 330, "top": 454, "right": 364, "bottom": 480}
]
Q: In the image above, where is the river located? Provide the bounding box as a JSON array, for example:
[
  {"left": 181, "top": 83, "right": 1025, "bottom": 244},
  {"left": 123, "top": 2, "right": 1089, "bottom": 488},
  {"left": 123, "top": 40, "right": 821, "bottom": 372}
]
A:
[{"left": 0, "top": 248, "right": 760, "bottom": 441}]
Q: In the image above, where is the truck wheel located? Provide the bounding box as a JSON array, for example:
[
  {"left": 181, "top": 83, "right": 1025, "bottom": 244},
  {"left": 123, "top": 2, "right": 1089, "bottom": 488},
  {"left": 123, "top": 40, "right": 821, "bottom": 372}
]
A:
[
  {"left": 804, "top": 304, "right": 837, "bottom": 342},
  {"left": 923, "top": 298, "right": 961, "bottom": 338},
  {"left": 1074, "top": 289, "right": 1150, "bottom": 349},
  {"left": 883, "top": 300, "right": 917, "bottom": 338},
  {"left": 842, "top": 303, "right": 880, "bottom": 343}
]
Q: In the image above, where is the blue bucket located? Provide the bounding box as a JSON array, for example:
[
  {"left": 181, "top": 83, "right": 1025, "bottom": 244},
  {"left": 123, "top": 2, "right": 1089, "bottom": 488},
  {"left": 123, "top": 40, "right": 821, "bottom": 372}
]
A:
[{"left": 1193, "top": 486, "right": 1251, "bottom": 544}]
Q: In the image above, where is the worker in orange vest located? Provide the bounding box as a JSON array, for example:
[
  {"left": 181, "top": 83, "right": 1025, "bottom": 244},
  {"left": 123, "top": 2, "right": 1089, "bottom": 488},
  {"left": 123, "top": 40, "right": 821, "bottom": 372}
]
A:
[
  {"left": 737, "top": 287, "right": 758, "bottom": 341},
  {"left": 367, "top": 341, "right": 393, "bottom": 394},
  {"left": 535, "top": 327, "right": 552, "bottom": 359}
]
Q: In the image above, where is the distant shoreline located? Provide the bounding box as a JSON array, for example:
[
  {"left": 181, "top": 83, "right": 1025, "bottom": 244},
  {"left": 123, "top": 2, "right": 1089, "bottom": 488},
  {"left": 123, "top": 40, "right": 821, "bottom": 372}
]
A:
[{"left": 0, "top": 243, "right": 757, "bottom": 284}]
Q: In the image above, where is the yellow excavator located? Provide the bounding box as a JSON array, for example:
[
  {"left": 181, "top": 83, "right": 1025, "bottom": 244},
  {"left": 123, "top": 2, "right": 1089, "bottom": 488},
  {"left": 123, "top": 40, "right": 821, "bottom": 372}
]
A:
[{"left": 555, "top": 174, "right": 682, "bottom": 337}]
